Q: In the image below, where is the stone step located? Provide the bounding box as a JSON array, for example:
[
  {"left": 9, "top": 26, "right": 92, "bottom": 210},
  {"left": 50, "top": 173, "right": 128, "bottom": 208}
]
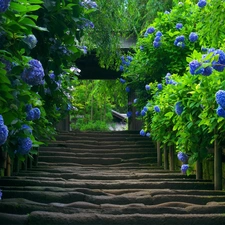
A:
[
  {"left": 10, "top": 172, "right": 195, "bottom": 180},
  {"left": 0, "top": 178, "right": 214, "bottom": 190},
  {"left": 1, "top": 211, "right": 225, "bottom": 225},
  {"left": 37, "top": 156, "right": 157, "bottom": 165}
]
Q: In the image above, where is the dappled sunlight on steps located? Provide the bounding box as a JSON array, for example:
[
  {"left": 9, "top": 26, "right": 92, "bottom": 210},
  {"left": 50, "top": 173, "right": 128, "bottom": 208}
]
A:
[{"left": 0, "top": 131, "right": 225, "bottom": 225}]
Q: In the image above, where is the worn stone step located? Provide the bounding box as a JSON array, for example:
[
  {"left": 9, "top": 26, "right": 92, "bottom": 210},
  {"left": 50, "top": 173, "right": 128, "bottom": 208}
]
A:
[
  {"left": 1, "top": 211, "right": 224, "bottom": 225},
  {"left": 11, "top": 172, "right": 195, "bottom": 180},
  {"left": 38, "top": 156, "right": 157, "bottom": 165},
  {"left": 0, "top": 178, "right": 214, "bottom": 190}
]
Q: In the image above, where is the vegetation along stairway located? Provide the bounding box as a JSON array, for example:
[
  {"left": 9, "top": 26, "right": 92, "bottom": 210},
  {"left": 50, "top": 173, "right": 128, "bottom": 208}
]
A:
[{"left": 0, "top": 131, "right": 225, "bottom": 225}]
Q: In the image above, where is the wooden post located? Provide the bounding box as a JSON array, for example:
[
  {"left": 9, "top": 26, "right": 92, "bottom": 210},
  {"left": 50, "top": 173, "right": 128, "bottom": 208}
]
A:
[
  {"left": 169, "top": 145, "right": 175, "bottom": 171},
  {"left": 6, "top": 154, "right": 11, "bottom": 176},
  {"left": 196, "top": 160, "right": 203, "bottom": 180},
  {"left": 22, "top": 155, "right": 28, "bottom": 171},
  {"left": 164, "top": 145, "right": 169, "bottom": 170},
  {"left": 157, "top": 142, "right": 162, "bottom": 167},
  {"left": 28, "top": 155, "right": 33, "bottom": 169},
  {"left": 14, "top": 157, "right": 20, "bottom": 174},
  {"left": 214, "top": 137, "right": 222, "bottom": 190}
]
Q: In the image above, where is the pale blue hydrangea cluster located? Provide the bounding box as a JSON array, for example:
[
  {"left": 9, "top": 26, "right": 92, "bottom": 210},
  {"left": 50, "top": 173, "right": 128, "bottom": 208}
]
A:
[
  {"left": 175, "top": 102, "right": 183, "bottom": 115},
  {"left": 127, "top": 111, "right": 132, "bottom": 118},
  {"left": 80, "top": 18, "right": 94, "bottom": 29},
  {"left": 140, "top": 129, "right": 146, "bottom": 136},
  {"left": 157, "top": 83, "right": 163, "bottom": 90},
  {"left": 145, "top": 84, "right": 150, "bottom": 91},
  {"left": 119, "top": 55, "right": 133, "bottom": 71},
  {"left": 21, "top": 59, "right": 45, "bottom": 85},
  {"left": 0, "top": 0, "right": 11, "bottom": 13},
  {"left": 174, "top": 35, "right": 185, "bottom": 48},
  {"left": 133, "top": 98, "right": 138, "bottom": 104},
  {"left": 16, "top": 137, "right": 32, "bottom": 155},
  {"left": 177, "top": 151, "right": 188, "bottom": 163},
  {"left": 153, "top": 31, "right": 162, "bottom": 48},
  {"left": 175, "top": 23, "right": 183, "bottom": 30},
  {"left": 181, "top": 164, "right": 189, "bottom": 174},
  {"left": 23, "top": 34, "right": 38, "bottom": 49},
  {"left": 165, "top": 73, "right": 177, "bottom": 85},
  {"left": 80, "top": 0, "right": 97, "bottom": 8},
  {"left": 198, "top": 0, "right": 206, "bottom": 8},
  {"left": 154, "top": 105, "right": 160, "bottom": 113},
  {"left": 26, "top": 107, "right": 41, "bottom": 121},
  {"left": 216, "top": 90, "right": 225, "bottom": 118},
  {"left": 119, "top": 78, "right": 126, "bottom": 84},
  {"left": 189, "top": 32, "right": 198, "bottom": 42},
  {"left": 144, "top": 26, "right": 155, "bottom": 37},
  {"left": 0, "top": 115, "right": 8, "bottom": 145},
  {"left": 21, "top": 124, "right": 32, "bottom": 135}
]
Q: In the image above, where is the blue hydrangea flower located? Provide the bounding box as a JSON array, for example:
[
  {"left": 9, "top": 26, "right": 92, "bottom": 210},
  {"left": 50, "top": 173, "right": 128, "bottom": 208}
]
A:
[
  {"left": 140, "top": 46, "right": 144, "bottom": 51},
  {"left": 23, "top": 34, "right": 38, "bottom": 49},
  {"left": 140, "top": 129, "right": 146, "bottom": 136},
  {"left": 119, "top": 65, "right": 124, "bottom": 71},
  {"left": 25, "top": 104, "right": 32, "bottom": 113},
  {"left": 175, "top": 102, "right": 183, "bottom": 115},
  {"left": 141, "top": 110, "right": 146, "bottom": 116},
  {"left": 0, "top": 190, "right": 2, "bottom": 199},
  {"left": 174, "top": 35, "right": 185, "bottom": 46},
  {"left": 26, "top": 107, "right": 41, "bottom": 121},
  {"left": 0, "top": 0, "right": 11, "bottom": 13},
  {"left": 216, "top": 105, "right": 225, "bottom": 118},
  {"left": 21, "top": 59, "right": 45, "bottom": 86},
  {"left": 198, "top": 0, "right": 206, "bottom": 8},
  {"left": 0, "top": 115, "right": 4, "bottom": 126},
  {"left": 157, "top": 83, "right": 163, "bottom": 90},
  {"left": 0, "top": 124, "right": 8, "bottom": 145},
  {"left": 154, "top": 36, "right": 161, "bottom": 42},
  {"left": 127, "top": 56, "right": 133, "bottom": 61},
  {"left": 155, "top": 31, "right": 162, "bottom": 37},
  {"left": 17, "top": 137, "right": 32, "bottom": 155},
  {"left": 125, "top": 86, "right": 130, "bottom": 92},
  {"left": 119, "top": 78, "right": 126, "bottom": 84},
  {"left": 49, "top": 72, "right": 55, "bottom": 80},
  {"left": 127, "top": 111, "right": 132, "bottom": 118},
  {"left": 145, "top": 84, "right": 150, "bottom": 91},
  {"left": 154, "top": 105, "right": 160, "bottom": 112},
  {"left": 146, "top": 132, "right": 151, "bottom": 137},
  {"left": 153, "top": 41, "right": 161, "bottom": 48},
  {"left": 181, "top": 164, "right": 189, "bottom": 173},
  {"left": 133, "top": 98, "right": 138, "bottom": 103},
  {"left": 212, "top": 49, "right": 225, "bottom": 72},
  {"left": 189, "top": 32, "right": 198, "bottom": 42},
  {"left": 80, "top": 0, "right": 97, "bottom": 8},
  {"left": 135, "top": 111, "right": 140, "bottom": 117},
  {"left": 202, "top": 66, "right": 213, "bottom": 76},
  {"left": 164, "top": 10, "right": 170, "bottom": 14},
  {"left": 175, "top": 23, "right": 183, "bottom": 30},
  {"left": 201, "top": 46, "right": 208, "bottom": 53},
  {"left": 176, "top": 42, "right": 185, "bottom": 48},
  {"left": 189, "top": 60, "right": 204, "bottom": 75},
  {"left": 216, "top": 90, "right": 225, "bottom": 109},
  {"left": 21, "top": 124, "right": 32, "bottom": 135},
  {"left": 146, "top": 27, "right": 155, "bottom": 34},
  {"left": 177, "top": 152, "right": 188, "bottom": 163},
  {"left": 143, "top": 106, "right": 148, "bottom": 112}
]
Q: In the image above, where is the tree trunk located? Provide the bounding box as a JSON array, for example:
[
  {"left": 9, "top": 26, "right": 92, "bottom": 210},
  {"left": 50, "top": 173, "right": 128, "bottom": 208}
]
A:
[{"left": 164, "top": 145, "right": 169, "bottom": 170}]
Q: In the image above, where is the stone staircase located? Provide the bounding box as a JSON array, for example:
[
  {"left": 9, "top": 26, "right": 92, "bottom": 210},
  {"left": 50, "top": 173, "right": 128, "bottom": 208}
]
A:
[{"left": 0, "top": 131, "right": 225, "bottom": 225}]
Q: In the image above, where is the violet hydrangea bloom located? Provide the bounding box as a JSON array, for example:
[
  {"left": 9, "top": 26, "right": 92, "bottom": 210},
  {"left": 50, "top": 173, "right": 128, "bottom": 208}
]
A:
[
  {"left": 198, "top": 0, "right": 206, "bottom": 8},
  {"left": 216, "top": 105, "right": 225, "bottom": 118},
  {"left": 26, "top": 107, "right": 41, "bottom": 121},
  {"left": 17, "top": 137, "right": 32, "bottom": 155},
  {"left": 175, "top": 23, "right": 183, "bottom": 30},
  {"left": 189, "top": 32, "right": 198, "bottom": 42},
  {"left": 175, "top": 102, "right": 183, "bottom": 115},
  {"left": 0, "top": 124, "right": 8, "bottom": 145},
  {"left": 212, "top": 49, "right": 225, "bottom": 72},
  {"left": 154, "top": 105, "right": 160, "bottom": 112},
  {"left": 189, "top": 60, "right": 204, "bottom": 75},
  {"left": 140, "top": 129, "right": 146, "bottom": 137},
  {"left": 23, "top": 34, "right": 38, "bottom": 49},
  {"left": 177, "top": 152, "right": 188, "bottom": 163},
  {"left": 181, "top": 164, "right": 189, "bottom": 174},
  {"left": 146, "top": 27, "right": 155, "bottom": 34},
  {"left": 216, "top": 90, "right": 225, "bottom": 109},
  {"left": 145, "top": 84, "right": 150, "bottom": 91},
  {"left": 0, "top": 0, "right": 11, "bottom": 13},
  {"left": 21, "top": 59, "right": 45, "bottom": 85}
]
